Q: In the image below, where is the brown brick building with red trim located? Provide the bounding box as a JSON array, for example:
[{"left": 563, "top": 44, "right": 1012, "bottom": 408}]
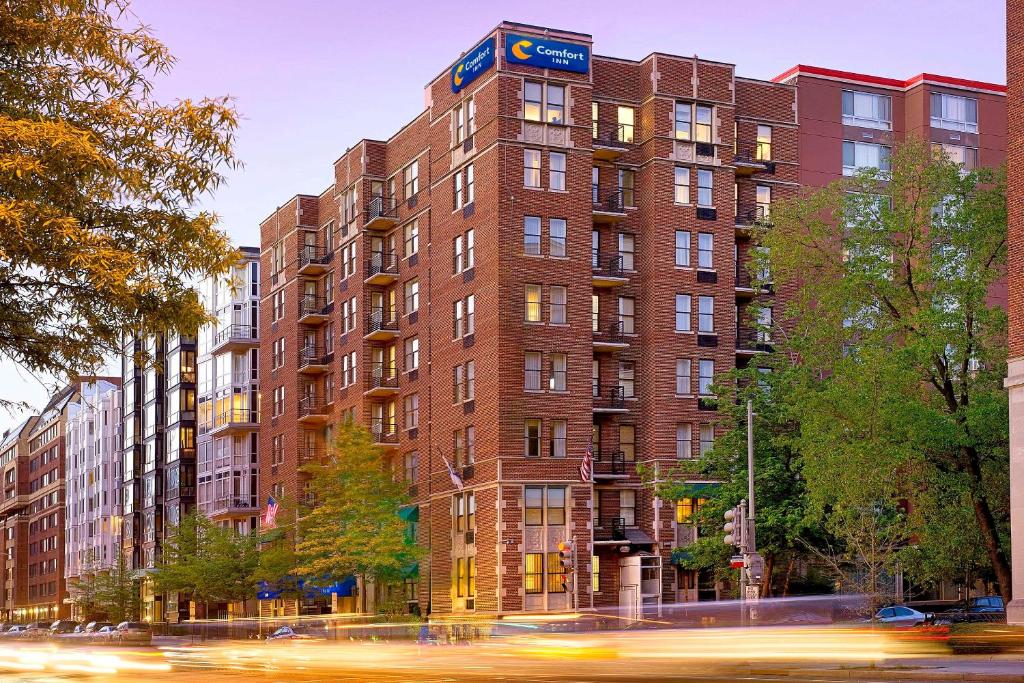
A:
[{"left": 258, "top": 21, "right": 1005, "bottom": 617}]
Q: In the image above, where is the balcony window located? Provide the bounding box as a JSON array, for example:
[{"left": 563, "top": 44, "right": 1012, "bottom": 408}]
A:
[
  {"left": 697, "top": 169, "right": 713, "bottom": 207},
  {"left": 524, "top": 81, "right": 543, "bottom": 122},
  {"left": 675, "top": 230, "right": 691, "bottom": 267},
  {"left": 674, "top": 167, "right": 690, "bottom": 204},
  {"left": 618, "top": 233, "right": 635, "bottom": 270},
  {"left": 619, "top": 424, "right": 635, "bottom": 462},
  {"left": 617, "top": 106, "right": 634, "bottom": 143},
  {"left": 695, "top": 105, "right": 713, "bottom": 143},
  {"left": 525, "top": 284, "right": 542, "bottom": 322},
  {"left": 698, "top": 296, "right": 714, "bottom": 333},
  {"left": 550, "top": 153, "right": 566, "bottom": 191},
  {"left": 675, "top": 359, "right": 691, "bottom": 395},
  {"left": 591, "top": 167, "right": 599, "bottom": 203},
  {"left": 842, "top": 141, "right": 891, "bottom": 176},
  {"left": 550, "top": 218, "right": 567, "bottom": 257},
  {"left": 931, "top": 92, "right": 978, "bottom": 133},
  {"left": 757, "top": 306, "right": 773, "bottom": 343},
  {"left": 842, "top": 90, "right": 892, "bottom": 130},
  {"left": 618, "top": 170, "right": 635, "bottom": 207},
  {"left": 674, "top": 102, "right": 691, "bottom": 140},
  {"left": 756, "top": 185, "right": 772, "bottom": 218},
  {"left": 755, "top": 125, "right": 772, "bottom": 161},
  {"left": 698, "top": 359, "right": 714, "bottom": 396},
  {"left": 618, "top": 296, "right": 635, "bottom": 335},
  {"left": 698, "top": 233, "right": 713, "bottom": 269},
  {"left": 619, "top": 489, "right": 636, "bottom": 526},
  {"left": 618, "top": 361, "right": 635, "bottom": 398},
  {"left": 675, "top": 294, "right": 691, "bottom": 332},
  {"left": 524, "top": 352, "right": 542, "bottom": 391},
  {"left": 524, "top": 149, "right": 541, "bottom": 188}
]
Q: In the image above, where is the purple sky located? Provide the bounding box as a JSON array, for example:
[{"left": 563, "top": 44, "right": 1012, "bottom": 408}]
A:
[{"left": 0, "top": 0, "right": 1007, "bottom": 421}]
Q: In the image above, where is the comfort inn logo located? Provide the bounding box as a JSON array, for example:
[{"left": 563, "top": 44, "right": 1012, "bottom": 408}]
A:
[
  {"left": 451, "top": 37, "right": 496, "bottom": 93},
  {"left": 505, "top": 33, "right": 590, "bottom": 74}
]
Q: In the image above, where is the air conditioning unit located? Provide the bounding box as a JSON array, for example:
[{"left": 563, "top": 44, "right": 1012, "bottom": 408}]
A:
[
  {"left": 465, "top": 598, "right": 475, "bottom": 610},
  {"left": 465, "top": 530, "right": 475, "bottom": 544}
]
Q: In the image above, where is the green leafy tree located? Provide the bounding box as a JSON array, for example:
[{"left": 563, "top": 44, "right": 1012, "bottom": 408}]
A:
[
  {"left": 295, "top": 423, "right": 420, "bottom": 586},
  {"left": 93, "top": 551, "right": 141, "bottom": 623},
  {"left": 760, "top": 137, "right": 1010, "bottom": 599},
  {"left": 0, "top": 0, "right": 240, "bottom": 409},
  {"left": 155, "top": 510, "right": 261, "bottom": 615}
]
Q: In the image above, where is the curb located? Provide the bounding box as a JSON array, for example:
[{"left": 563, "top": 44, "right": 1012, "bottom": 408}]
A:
[{"left": 787, "top": 667, "right": 1024, "bottom": 682}]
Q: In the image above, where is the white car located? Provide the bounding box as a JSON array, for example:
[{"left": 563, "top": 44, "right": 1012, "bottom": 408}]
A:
[{"left": 874, "top": 605, "right": 928, "bottom": 626}]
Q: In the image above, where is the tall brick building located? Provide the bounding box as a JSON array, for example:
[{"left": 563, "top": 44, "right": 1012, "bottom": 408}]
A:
[{"left": 259, "top": 21, "right": 1006, "bottom": 617}]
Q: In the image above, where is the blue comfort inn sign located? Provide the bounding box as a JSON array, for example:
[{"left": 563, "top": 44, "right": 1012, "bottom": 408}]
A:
[
  {"left": 505, "top": 33, "right": 589, "bottom": 74},
  {"left": 451, "top": 37, "right": 495, "bottom": 93}
]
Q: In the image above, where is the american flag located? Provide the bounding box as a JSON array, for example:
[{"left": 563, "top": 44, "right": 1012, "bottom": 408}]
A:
[
  {"left": 263, "top": 495, "right": 280, "bottom": 529},
  {"left": 443, "top": 456, "right": 464, "bottom": 490},
  {"left": 579, "top": 443, "right": 593, "bottom": 483}
]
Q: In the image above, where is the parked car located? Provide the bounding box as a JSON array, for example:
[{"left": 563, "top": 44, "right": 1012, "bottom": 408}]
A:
[
  {"left": 934, "top": 596, "right": 1007, "bottom": 625},
  {"left": 266, "top": 626, "right": 314, "bottom": 642},
  {"left": 0, "top": 625, "right": 27, "bottom": 638},
  {"left": 49, "top": 620, "right": 79, "bottom": 637},
  {"left": 873, "top": 606, "right": 929, "bottom": 626},
  {"left": 92, "top": 625, "right": 117, "bottom": 644},
  {"left": 111, "top": 621, "right": 151, "bottom": 645},
  {"left": 22, "top": 621, "right": 53, "bottom": 639}
]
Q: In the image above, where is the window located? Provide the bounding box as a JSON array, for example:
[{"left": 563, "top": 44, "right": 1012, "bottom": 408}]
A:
[
  {"left": 466, "top": 360, "right": 475, "bottom": 400},
  {"left": 698, "top": 359, "right": 714, "bottom": 396},
  {"left": 619, "top": 490, "right": 636, "bottom": 526},
  {"left": 524, "top": 216, "right": 541, "bottom": 255},
  {"left": 618, "top": 361, "right": 635, "bottom": 398},
  {"left": 454, "top": 171, "right": 464, "bottom": 210},
  {"left": 617, "top": 106, "right": 634, "bottom": 143},
  {"left": 698, "top": 296, "right": 714, "bottom": 333},
  {"left": 272, "top": 337, "right": 285, "bottom": 369},
  {"left": 272, "top": 290, "right": 285, "bottom": 321},
  {"left": 550, "top": 286, "right": 567, "bottom": 324},
  {"left": 674, "top": 167, "right": 690, "bottom": 204},
  {"left": 465, "top": 228, "right": 475, "bottom": 268},
  {"left": 525, "top": 486, "right": 544, "bottom": 524},
  {"left": 551, "top": 419, "right": 567, "bottom": 458},
  {"left": 453, "top": 360, "right": 474, "bottom": 403},
  {"left": 550, "top": 218, "right": 567, "bottom": 257},
  {"left": 454, "top": 101, "right": 467, "bottom": 144},
  {"left": 453, "top": 235, "right": 464, "bottom": 274},
  {"left": 592, "top": 555, "right": 601, "bottom": 593},
  {"left": 619, "top": 424, "right": 635, "bottom": 462},
  {"left": 546, "top": 486, "right": 566, "bottom": 524},
  {"left": 524, "top": 419, "right": 541, "bottom": 457},
  {"left": 403, "top": 161, "right": 419, "bottom": 199},
  {"left": 524, "top": 81, "right": 543, "bottom": 121},
  {"left": 592, "top": 294, "right": 599, "bottom": 331},
  {"left": 842, "top": 90, "right": 892, "bottom": 130},
  {"left": 699, "top": 424, "right": 715, "bottom": 456},
  {"left": 525, "top": 284, "right": 542, "bottom": 322},
  {"left": 618, "top": 233, "right": 635, "bottom": 270},
  {"left": 592, "top": 101, "right": 599, "bottom": 138},
  {"left": 524, "top": 149, "right": 541, "bottom": 188},
  {"left": 402, "top": 220, "right": 419, "bottom": 257},
  {"left": 676, "top": 424, "right": 693, "bottom": 459},
  {"left": 404, "top": 452, "right": 418, "bottom": 482},
  {"left": 697, "top": 233, "right": 713, "bottom": 269},
  {"left": 466, "top": 425, "right": 476, "bottom": 464},
  {"left": 618, "top": 169, "right": 635, "bottom": 207},
  {"left": 453, "top": 429, "right": 465, "bottom": 468},
  {"left": 675, "top": 359, "right": 691, "bottom": 395},
  {"left": 676, "top": 497, "right": 705, "bottom": 523},
  {"left": 757, "top": 306, "right": 773, "bottom": 343},
  {"left": 546, "top": 152, "right": 567, "bottom": 192},
  {"left": 272, "top": 386, "right": 285, "bottom": 417},
  {"left": 404, "top": 394, "right": 419, "bottom": 430},
  {"left": 546, "top": 553, "right": 565, "bottom": 592},
  {"left": 843, "top": 141, "right": 891, "bottom": 176},
  {"left": 695, "top": 105, "right": 713, "bottom": 143},
  {"left": 618, "top": 296, "right": 635, "bottom": 335},
  {"left": 524, "top": 352, "right": 542, "bottom": 391},
  {"left": 466, "top": 164, "right": 474, "bottom": 204},
  {"left": 755, "top": 125, "right": 772, "bottom": 160},
  {"left": 931, "top": 92, "right": 978, "bottom": 133},
  {"left": 272, "top": 435, "right": 284, "bottom": 466},
  {"left": 404, "top": 279, "right": 419, "bottom": 314},
  {"left": 546, "top": 84, "right": 565, "bottom": 123},
  {"left": 550, "top": 353, "right": 567, "bottom": 391},
  {"left": 674, "top": 102, "right": 691, "bottom": 140},
  {"left": 756, "top": 185, "right": 771, "bottom": 218},
  {"left": 404, "top": 336, "right": 419, "bottom": 371},
  {"left": 697, "top": 169, "right": 713, "bottom": 207},
  {"left": 675, "top": 294, "right": 691, "bottom": 332},
  {"left": 453, "top": 294, "right": 475, "bottom": 339},
  {"left": 933, "top": 143, "right": 978, "bottom": 170},
  {"left": 525, "top": 553, "right": 543, "bottom": 593},
  {"left": 675, "top": 230, "right": 691, "bottom": 267}
]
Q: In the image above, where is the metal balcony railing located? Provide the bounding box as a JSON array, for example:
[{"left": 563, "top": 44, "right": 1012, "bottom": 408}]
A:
[
  {"left": 593, "top": 450, "right": 625, "bottom": 475},
  {"left": 365, "top": 251, "right": 399, "bottom": 279},
  {"left": 365, "top": 195, "right": 398, "bottom": 223},
  {"left": 366, "top": 308, "right": 399, "bottom": 334},
  {"left": 595, "top": 517, "right": 627, "bottom": 542},
  {"left": 214, "top": 408, "right": 258, "bottom": 427},
  {"left": 595, "top": 320, "right": 628, "bottom": 344},
  {"left": 735, "top": 203, "right": 772, "bottom": 227},
  {"left": 593, "top": 121, "right": 634, "bottom": 147},
  {"left": 213, "top": 323, "right": 257, "bottom": 347},
  {"left": 369, "top": 362, "right": 399, "bottom": 390},
  {"left": 593, "top": 189, "right": 633, "bottom": 213},
  {"left": 297, "top": 445, "right": 325, "bottom": 464},
  {"left": 298, "top": 396, "right": 328, "bottom": 418},
  {"left": 370, "top": 419, "right": 399, "bottom": 444},
  {"left": 591, "top": 252, "right": 625, "bottom": 279},
  {"left": 737, "top": 328, "right": 773, "bottom": 352},
  {"left": 299, "top": 294, "right": 328, "bottom": 319},
  {"left": 298, "top": 244, "right": 331, "bottom": 269},
  {"left": 593, "top": 385, "right": 626, "bottom": 410},
  {"left": 298, "top": 345, "right": 329, "bottom": 368},
  {"left": 213, "top": 497, "right": 258, "bottom": 511}
]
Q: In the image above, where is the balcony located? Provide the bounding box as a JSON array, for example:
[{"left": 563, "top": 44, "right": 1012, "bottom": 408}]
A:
[
  {"left": 736, "top": 329, "right": 773, "bottom": 357},
  {"left": 298, "top": 345, "right": 331, "bottom": 374},
  {"left": 592, "top": 122, "right": 633, "bottom": 161},
  {"left": 364, "top": 251, "right": 399, "bottom": 286},
  {"left": 297, "top": 445, "right": 325, "bottom": 465},
  {"left": 735, "top": 203, "right": 772, "bottom": 232},
  {"left": 211, "top": 323, "right": 258, "bottom": 354},
  {"left": 593, "top": 385, "right": 628, "bottom": 413},
  {"left": 370, "top": 419, "right": 399, "bottom": 447},
  {"left": 733, "top": 149, "right": 776, "bottom": 177},
  {"left": 593, "top": 450, "right": 629, "bottom": 479},
  {"left": 594, "top": 517, "right": 627, "bottom": 542},
  {"left": 364, "top": 308, "right": 400, "bottom": 341},
  {"left": 365, "top": 362, "right": 400, "bottom": 397},
  {"left": 297, "top": 396, "right": 330, "bottom": 424},
  {"left": 209, "top": 408, "right": 259, "bottom": 435},
  {"left": 298, "top": 294, "right": 330, "bottom": 324},
  {"left": 364, "top": 195, "right": 398, "bottom": 231},
  {"left": 593, "top": 320, "right": 630, "bottom": 352},
  {"left": 297, "top": 245, "right": 331, "bottom": 276},
  {"left": 212, "top": 497, "right": 259, "bottom": 516},
  {"left": 591, "top": 253, "right": 628, "bottom": 288},
  {"left": 592, "top": 189, "right": 631, "bottom": 224}
]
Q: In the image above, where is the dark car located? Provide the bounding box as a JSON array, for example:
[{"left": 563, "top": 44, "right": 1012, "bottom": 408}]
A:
[
  {"left": 266, "top": 626, "right": 314, "bottom": 642},
  {"left": 112, "top": 621, "right": 152, "bottom": 645},
  {"left": 49, "top": 620, "right": 79, "bottom": 636},
  {"left": 935, "top": 596, "right": 1007, "bottom": 625},
  {"left": 22, "top": 621, "right": 53, "bottom": 639}
]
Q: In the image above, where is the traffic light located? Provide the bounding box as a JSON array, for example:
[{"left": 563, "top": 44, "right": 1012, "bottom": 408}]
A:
[
  {"left": 558, "top": 540, "right": 575, "bottom": 592},
  {"left": 723, "top": 503, "right": 745, "bottom": 550}
]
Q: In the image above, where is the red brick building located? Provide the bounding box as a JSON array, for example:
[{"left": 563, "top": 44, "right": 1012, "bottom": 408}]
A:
[{"left": 258, "top": 21, "right": 1005, "bottom": 617}]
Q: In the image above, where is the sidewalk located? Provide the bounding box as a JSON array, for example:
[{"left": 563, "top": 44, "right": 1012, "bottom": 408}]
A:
[{"left": 756, "top": 655, "right": 1024, "bottom": 681}]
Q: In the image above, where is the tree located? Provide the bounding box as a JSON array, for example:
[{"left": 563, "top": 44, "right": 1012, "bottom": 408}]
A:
[
  {"left": 155, "top": 510, "right": 261, "bottom": 615},
  {"left": 71, "top": 551, "right": 140, "bottom": 622},
  {"left": 760, "top": 137, "right": 1010, "bottom": 599},
  {"left": 295, "top": 422, "right": 420, "bottom": 587},
  {"left": 0, "top": 0, "right": 240, "bottom": 409}
]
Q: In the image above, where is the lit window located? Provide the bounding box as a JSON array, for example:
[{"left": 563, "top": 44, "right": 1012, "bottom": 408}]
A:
[
  {"left": 524, "top": 82, "right": 543, "bottom": 121},
  {"left": 525, "top": 284, "right": 542, "bottom": 322},
  {"left": 524, "top": 149, "right": 541, "bottom": 188},
  {"left": 695, "top": 105, "right": 713, "bottom": 143},
  {"left": 755, "top": 125, "right": 772, "bottom": 160},
  {"left": 617, "top": 106, "right": 634, "bottom": 143},
  {"left": 674, "top": 102, "right": 691, "bottom": 140}
]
